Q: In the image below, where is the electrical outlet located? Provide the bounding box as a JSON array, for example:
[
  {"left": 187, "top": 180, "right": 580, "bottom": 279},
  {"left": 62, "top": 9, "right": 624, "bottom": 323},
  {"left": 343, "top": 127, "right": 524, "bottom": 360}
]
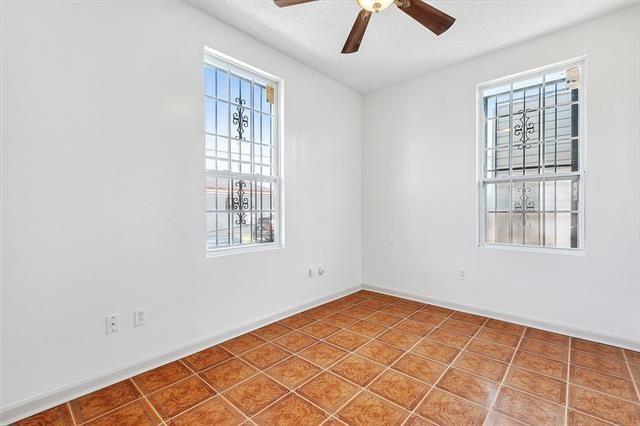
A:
[
  {"left": 457, "top": 269, "right": 469, "bottom": 281},
  {"left": 134, "top": 308, "right": 147, "bottom": 327},
  {"left": 308, "top": 268, "right": 315, "bottom": 278},
  {"left": 106, "top": 314, "right": 119, "bottom": 334},
  {"left": 318, "top": 266, "right": 325, "bottom": 277}
]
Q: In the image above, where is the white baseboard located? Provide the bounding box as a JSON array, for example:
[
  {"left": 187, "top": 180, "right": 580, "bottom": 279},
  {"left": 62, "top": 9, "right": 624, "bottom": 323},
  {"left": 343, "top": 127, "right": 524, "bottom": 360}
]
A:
[
  {"left": 363, "top": 284, "right": 640, "bottom": 352},
  {"left": 0, "top": 285, "right": 361, "bottom": 424}
]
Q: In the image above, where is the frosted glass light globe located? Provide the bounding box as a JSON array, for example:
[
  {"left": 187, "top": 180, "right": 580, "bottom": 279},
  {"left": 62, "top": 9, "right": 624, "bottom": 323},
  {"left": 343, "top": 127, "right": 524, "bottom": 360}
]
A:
[{"left": 357, "top": 0, "right": 395, "bottom": 12}]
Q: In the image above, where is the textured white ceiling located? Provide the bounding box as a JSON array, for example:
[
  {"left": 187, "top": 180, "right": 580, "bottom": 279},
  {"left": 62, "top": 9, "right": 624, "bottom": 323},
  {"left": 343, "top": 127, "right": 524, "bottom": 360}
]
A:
[{"left": 188, "top": 0, "right": 637, "bottom": 93}]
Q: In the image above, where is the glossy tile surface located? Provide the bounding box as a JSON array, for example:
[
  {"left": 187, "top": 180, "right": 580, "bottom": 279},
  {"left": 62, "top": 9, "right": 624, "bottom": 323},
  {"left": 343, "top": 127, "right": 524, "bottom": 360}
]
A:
[
  {"left": 147, "top": 376, "right": 214, "bottom": 420},
  {"left": 298, "top": 372, "right": 358, "bottom": 412},
  {"left": 132, "top": 361, "right": 192, "bottom": 395},
  {"left": 15, "top": 290, "right": 640, "bottom": 425}
]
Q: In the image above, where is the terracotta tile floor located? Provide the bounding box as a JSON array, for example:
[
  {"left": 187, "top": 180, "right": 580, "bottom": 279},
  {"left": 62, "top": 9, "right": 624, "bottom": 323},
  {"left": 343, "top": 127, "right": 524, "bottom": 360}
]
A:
[{"left": 14, "top": 290, "right": 640, "bottom": 425}]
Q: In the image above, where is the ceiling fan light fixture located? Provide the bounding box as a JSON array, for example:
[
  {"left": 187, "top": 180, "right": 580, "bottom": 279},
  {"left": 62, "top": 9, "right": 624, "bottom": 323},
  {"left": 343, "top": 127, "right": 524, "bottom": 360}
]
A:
[{"left": 357, "top": 0, "right": 394, "bottom": 13}]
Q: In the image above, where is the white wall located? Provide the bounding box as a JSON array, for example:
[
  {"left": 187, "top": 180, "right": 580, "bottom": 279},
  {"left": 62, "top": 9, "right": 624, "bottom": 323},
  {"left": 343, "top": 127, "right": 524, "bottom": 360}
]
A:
[
  {"left": 363, "top": 8, "right": 640, "bottom": 346},
  {"left": 0, "top": 0, "right": 362, "bottom": 412}
]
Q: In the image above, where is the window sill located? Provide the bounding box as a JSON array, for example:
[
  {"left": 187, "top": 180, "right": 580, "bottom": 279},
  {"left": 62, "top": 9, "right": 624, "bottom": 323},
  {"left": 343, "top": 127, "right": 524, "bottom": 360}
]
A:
[
  {"left": 206, "top": 243, "right": 284, "bottom": 258},
  {"left": 478, "top": 243, "right": 586, "bottom": 256}
]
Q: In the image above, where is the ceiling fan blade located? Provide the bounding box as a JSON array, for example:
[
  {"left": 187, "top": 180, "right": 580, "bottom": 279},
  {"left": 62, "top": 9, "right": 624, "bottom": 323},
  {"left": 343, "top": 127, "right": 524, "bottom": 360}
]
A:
[
  {"left": 396, "top": 0, "right": 455, "bottom": 35},
  {"left": 274, "top": 0, "right": 317, "bottom": 7},
  {"left": 342, "top": 10, "right": 372, "bottom": 54}
]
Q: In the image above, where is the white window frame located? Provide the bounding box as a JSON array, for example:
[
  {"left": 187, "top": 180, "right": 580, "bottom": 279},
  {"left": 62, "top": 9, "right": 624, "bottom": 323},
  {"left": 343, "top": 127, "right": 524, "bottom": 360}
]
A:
[
  {"left": 476, "top": 57, "right": 587, "bottom": 254},
  {"left": 204, "top": 47, "right": 285, "bottom": 257}
]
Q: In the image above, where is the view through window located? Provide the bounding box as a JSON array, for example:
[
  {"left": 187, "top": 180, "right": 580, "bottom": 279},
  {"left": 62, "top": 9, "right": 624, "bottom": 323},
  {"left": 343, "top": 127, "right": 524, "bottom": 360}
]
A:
[
  {"left": 204, "top": 52, "right": 281, "bottom": 254},
  {"left": 479, "top": 61, "right": 584, "bottom": 249}
]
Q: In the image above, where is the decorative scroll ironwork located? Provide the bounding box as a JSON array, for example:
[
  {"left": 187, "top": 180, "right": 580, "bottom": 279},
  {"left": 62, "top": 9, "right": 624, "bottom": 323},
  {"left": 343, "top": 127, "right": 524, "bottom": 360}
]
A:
[
  {"left": 232, "top": 97, "right": 249, "bottom": 140},
  {"left": 513, "top": 108, "right": 535, "bottom": 150},
  {"left": 513, "top": 185, "right": 535, "bottom": 228},
  {"left": 229, "top": 180, "right": 249, "bottom": 225}
]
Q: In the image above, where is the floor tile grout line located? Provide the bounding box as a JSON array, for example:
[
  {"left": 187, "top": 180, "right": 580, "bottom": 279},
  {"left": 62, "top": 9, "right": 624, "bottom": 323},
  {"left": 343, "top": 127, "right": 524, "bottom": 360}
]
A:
[
  {"left": 140, "top": 371, "right": 200, "bottom": 400},
  {"left": 565, "top": 337, "right": 572, "bottom": 426},
  {"left": 218, "top": 388, "right": 255, "bottom": 422},
  {"left": 453, "top": 348, "right": 572, "bottom": 416},
  {"left": 166, "top": 358, "right": 263, "bottom": 422},
  {"left": 128, "top": 376, "right": 169, "bottom": 426},
  {"left": 191, "top": 362, "right": 255, "bottom": 425},
  {"left": 506, "top": 354, "right": 568, "bottom": 382},
  {"left": 248, "top": 353, "right": 343, "bottom": 421},
  {"left": 68, "top": 379, "right": 149, "bottom": 425},
  {"left": 569, "top": 382, "right": 640, "bottom": 405},
  {"left": 563, "top": 384, "right": 640, "bottom": 424},
  {"left": 274, "top": 329, "right": 419, "bottom": 418},
  {"left": 402, "top": 315, "right": 490, "bottom": 426},
  {"left": 330, "top": 309, "right": 459, "bottom": 424},
  {"left": 482, "top": 337, "right": 635, "bottom": 425},
  {"left": 568, "top": 361, "right": 636, "bottom": 382},
  {"left": 64, "top": 402, "right": 78, "bottom": 426},
  {"left": 176, "top": 331, "right": 344, "bottom": 422},
  {"left": 73, "top": 395, "right": 150, "bottom": 425},
  {"left": 623, "top": 349, "right": 640, "bottom": 402},
  {"left": 218, "top": 291, "right": 385, "bottom": 423},
  {"left": 233, "top": 291, "right": 396, "bottom": 422},
  {"left": 482, "top": 325, "right": 527, "bottom": 426},
  {"left": 570, "top": 346, "right": 634, "bottom": 363},
  {"left": 569, "top": 410, "right": 618, "bottom": 426}
]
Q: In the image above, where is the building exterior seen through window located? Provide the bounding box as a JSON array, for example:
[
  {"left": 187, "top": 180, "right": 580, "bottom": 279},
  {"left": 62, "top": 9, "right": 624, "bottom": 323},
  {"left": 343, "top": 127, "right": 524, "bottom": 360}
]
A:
[{"left": 478, "top": 60, "right": 584, "bottom": 250}]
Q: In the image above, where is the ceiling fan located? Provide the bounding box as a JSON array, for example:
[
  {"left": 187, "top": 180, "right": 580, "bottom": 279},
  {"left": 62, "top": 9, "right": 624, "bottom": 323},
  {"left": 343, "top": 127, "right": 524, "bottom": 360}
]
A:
[{"left": 274, "top": 0, "right": 455, "bottom": 54}]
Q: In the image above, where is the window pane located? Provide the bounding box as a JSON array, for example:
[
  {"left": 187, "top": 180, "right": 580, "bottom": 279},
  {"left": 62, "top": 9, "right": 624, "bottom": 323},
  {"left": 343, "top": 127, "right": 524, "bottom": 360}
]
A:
[
  {"left": 485, "top": 213, "right": 495, "bottom": 243},
  {"left": 511, "top": 181, "right": 541, "bottom": 245},
  {"left": 205, "top": 97, "right": 215, "bottom": 134},
  {"left": 204, "top": 66, "right": 215, "bottom": 98},
  {"left": 216, "top": 69, "right": 229, "bottom": 101},
  {"left": 230, "top": 74, "right": 240, "bottom": 105},
  {"left": 256, "top": 212, "right": 275, "bottom": 243},
  {"left": 482, "top": 177, "right": 579, "bottom": 248},
  {"left": 525, "top": 211, "right": 542, "bottom": 246},
  {"left": 544, "top": 213, "right": 556, "bottom": 247},
  {"left": 216, "top": 101, "right": 229, "bottom": 137},
  {"left": 485, "top": 117, "right": 510, "bottom": 148},
  {"left": 205, "top": 134, "right": 216, "bottom": 158},
  {"left": 261, "top": 114, "right": 272, "bottom": 145},
  {"left": 512, "top": 78, "right": 541, "bottom": 114},
  {"left": 485, "top": 149, "right": 495, "bottom": 178},
  {"left": 253, "top": 113, "right": 262, "bottom": 143},
  {"left": 482, "top": 66, "right": 580, "bottom": 179},
  {"left": 495, "top": 148, "right": 510, "bottom": 177},
  {"left": 484, "top": 96, "right": 497, "bottom": 120},
  {"left": 544, "top": 71, "right": 576, "bottom": 106},
  {"left": 556, "top": 212, "right": 578, "bottom": 248},
  {"left": 485, "top": 182, "right": 510, "bottom": 212},
  {"left": 496, "top": 212, "right": 509, "bottom": 244},
  {"left": 217, "top": 137, "right": 229, "bottom": 160},
  {"left": 241, "top": 78, "right": 252, "bottom": 108},
  {"left": 253, "top": 83, "right": 263, "bottom": 113},
  {"left": 544, "top": 104, "right": 576, "bottom": 140},
  {"left": 523, "top": 143, "right": 543, "bottom": 175}
]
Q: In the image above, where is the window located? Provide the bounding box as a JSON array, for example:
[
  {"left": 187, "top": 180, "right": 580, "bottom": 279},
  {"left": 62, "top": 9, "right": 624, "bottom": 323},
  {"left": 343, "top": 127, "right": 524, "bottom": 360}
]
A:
[
  {"left": 204, "top": 51, "right": 281, "bottom": 254},
  {"left": 478, "top": 60, "right": 584, "bottom": 250}
]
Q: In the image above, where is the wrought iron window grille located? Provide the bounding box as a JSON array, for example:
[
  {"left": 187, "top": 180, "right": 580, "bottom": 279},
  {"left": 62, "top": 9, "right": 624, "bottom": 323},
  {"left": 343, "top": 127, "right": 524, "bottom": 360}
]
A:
[{"left": 478, "top": 61, "right": 584, "bottom": 250}]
